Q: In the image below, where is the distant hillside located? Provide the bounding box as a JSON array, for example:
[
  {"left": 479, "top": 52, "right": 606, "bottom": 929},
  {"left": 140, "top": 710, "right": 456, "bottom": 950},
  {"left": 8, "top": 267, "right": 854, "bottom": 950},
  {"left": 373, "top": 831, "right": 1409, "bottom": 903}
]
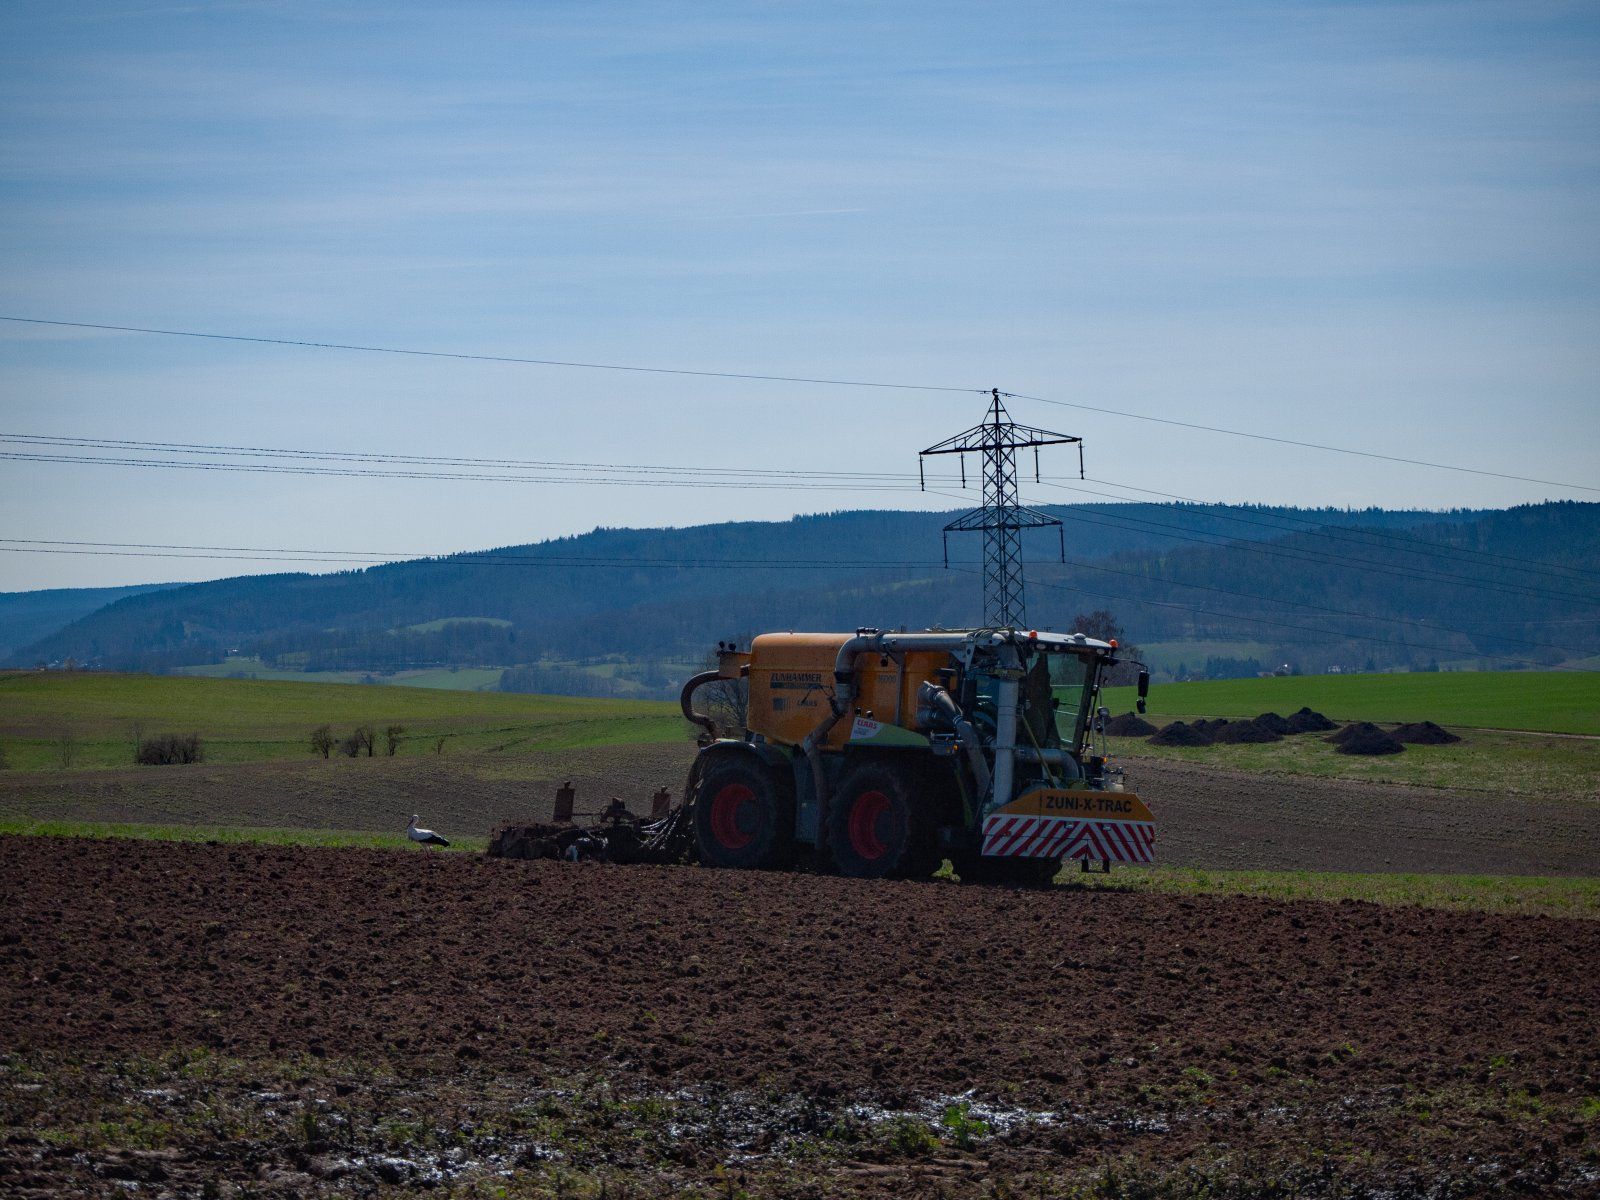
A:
[
  {"left": 15, "top": 501, "right": 1598, "bottom": 692},
  {"left": 0, "top": 583, "right": 179, "bottom": 660}
]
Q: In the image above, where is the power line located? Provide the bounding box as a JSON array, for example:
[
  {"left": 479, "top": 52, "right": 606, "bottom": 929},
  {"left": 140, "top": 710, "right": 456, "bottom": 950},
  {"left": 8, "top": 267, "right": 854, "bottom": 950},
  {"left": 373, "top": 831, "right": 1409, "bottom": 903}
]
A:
[
  {"left": 0, "top": 433, "right": 936, "bottom": 484},
  {"left": 969, "top": 568, "right": 1593, "bottom": 673},
  {"left": 1029, "top": 483, "right": 1600, "bottom": 606},
  {"left": 8, "top": 443, "right": 1594, "bottom": 603},
  {"left": 0, "top": 538, "right": 951, "bottom": 570},
  {"left": 0, "top": 450, "right": 924, "bottom": 492},
  {"left": 0, "top": 315, "right": 985, "bottom": 395},
  {"left": 8, "top": 430, "right": 1595, "bottom": 585},
  {"left": 1067, "top": 474, "right": 1600, "bottom": 585},
  {"left": 1031, "top": 550, "right": 1593, "bottom": 658},
  {"left": 1002, "top": 391, "right": 1599, "bottom": 494},
  {"left": 5, "top": 535, "right": 1592, "bottom": 670},
  {"left": 5, "top": 314, "right": 1588, "bottom": 492},
  {"left": 918, "top": 487, "right": 1597, "bottom": 660},
  {"left": 1037, "top": 478, "right": 1600, "bottom": 594}
]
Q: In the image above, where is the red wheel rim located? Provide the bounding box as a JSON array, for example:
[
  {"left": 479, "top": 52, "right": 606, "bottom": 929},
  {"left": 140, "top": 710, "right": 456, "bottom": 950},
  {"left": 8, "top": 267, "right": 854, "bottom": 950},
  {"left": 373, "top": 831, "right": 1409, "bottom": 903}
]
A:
[
  {"left": 848, "top": 790, "right": 892, "bottom": 861},
  {"left": 709, "top": 782, "right": 756, "bottom": 850}
]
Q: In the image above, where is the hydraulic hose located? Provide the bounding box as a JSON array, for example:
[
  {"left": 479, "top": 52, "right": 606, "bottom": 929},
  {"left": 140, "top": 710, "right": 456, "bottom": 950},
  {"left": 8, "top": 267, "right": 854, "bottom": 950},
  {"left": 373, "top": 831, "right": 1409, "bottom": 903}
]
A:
[{"left": 679, "top": 670, "right": 721, "bottom": 741}]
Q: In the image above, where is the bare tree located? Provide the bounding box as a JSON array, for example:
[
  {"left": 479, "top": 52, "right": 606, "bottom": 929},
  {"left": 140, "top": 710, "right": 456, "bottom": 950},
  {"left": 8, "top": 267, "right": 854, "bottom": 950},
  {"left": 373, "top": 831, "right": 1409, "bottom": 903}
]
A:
[
  {"left": 694, "top": 637, "right": 751, "bottom": 738},
  {"left": 1071, "top": 610, "right": 1144, "bottom": 686},
  {"left": 384, "top": 724, "right": 405, "bottom": 756},
  {"left": 54, "top": 731, "right": 79, "bottom": 769},
  {"left": 310, "top": 725, "right": 334, "bottom": 758}
]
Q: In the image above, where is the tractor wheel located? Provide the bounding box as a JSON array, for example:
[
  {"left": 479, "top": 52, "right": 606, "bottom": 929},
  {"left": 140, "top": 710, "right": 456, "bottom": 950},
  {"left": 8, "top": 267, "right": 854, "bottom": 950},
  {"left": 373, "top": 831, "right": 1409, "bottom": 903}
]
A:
[
  {"left": 827, "top": 758, "right": 938, "bottom": 880},
  {"left": 692, "top": 755, "right": 793, "bottom": 870},
  {"left": 954, "top": 853, "right": 1062, "bottom": 888}
]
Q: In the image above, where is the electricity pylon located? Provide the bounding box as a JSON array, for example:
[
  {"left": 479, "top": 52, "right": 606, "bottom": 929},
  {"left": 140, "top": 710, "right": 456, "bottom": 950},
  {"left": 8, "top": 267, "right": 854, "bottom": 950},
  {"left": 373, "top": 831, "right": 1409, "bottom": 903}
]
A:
[{"left": 919, "top": 389, "right": 1082, "bottom": 629}]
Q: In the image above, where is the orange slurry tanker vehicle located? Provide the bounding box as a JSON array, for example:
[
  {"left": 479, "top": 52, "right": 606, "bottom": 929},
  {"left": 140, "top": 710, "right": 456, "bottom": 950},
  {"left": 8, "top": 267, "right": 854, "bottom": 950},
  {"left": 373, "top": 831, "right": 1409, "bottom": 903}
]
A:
[{"left": 486, "top": 625, "right": 1156, "bottom": 883}]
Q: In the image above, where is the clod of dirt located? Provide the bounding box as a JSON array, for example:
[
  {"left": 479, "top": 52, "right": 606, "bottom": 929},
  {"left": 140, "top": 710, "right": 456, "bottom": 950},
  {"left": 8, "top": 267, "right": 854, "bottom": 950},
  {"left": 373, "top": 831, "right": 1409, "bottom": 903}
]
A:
[
  {"left": 1212, "top": 718, "right": 1284, "bottom": 744},
  {"left": 1254, "top": 712, "right": 1292, "bottom": 735},
  {"left": 1328, "top": 723, "right": 1405, "bottom": 756},
  {"left": 1286, "top": 707, "right": 1337, "bottom": 734},
  {"left": 1102, "top": 712, "right": 1157, "bottom": 737},
  {"left": 1392, "top": 721, "right": 1462, "bottom": 745},
  {"left": 1149, "top": 721, "right": 1214, "bottom": 747}
]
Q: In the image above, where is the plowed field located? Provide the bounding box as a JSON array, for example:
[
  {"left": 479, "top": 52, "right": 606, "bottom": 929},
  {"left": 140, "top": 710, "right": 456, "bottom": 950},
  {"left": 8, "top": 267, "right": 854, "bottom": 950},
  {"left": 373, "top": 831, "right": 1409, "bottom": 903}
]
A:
[{"left": 4, "top": 836, "right": 1598, "bottom": 1197}]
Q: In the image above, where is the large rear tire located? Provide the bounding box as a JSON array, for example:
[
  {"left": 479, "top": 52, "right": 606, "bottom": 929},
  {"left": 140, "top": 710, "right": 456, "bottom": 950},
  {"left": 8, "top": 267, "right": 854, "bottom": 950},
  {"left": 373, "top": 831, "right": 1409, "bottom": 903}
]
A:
[
  {"left": 827, "top": 758, "right": 939, "bottom": 880},
  {"left": 693, "top": 755, "right": 793, "bottom": 870}
]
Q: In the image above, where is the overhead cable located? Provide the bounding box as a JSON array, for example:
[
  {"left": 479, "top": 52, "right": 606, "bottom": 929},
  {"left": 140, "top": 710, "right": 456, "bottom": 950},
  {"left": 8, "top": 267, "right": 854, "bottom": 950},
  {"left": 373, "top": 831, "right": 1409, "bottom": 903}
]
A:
[{"left": 0, "top": 315, "right": 984, "bottom": 395}]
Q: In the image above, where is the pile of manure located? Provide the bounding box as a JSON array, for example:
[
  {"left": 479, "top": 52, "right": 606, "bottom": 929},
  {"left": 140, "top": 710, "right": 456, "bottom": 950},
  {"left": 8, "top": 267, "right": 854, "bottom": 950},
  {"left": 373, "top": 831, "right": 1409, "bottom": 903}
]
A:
[
  {"left": 1286, "top": 706, "right": 1337, "bottom": 733},
  {"left": 1327, "top": 722, "right": 1405, "bottom": 756},
  {"left": 1253, "top": 712, "right": 1292, "bottom": 735},
  {"left": 1392, "top": 720, "right": 1462, "bottom": 745},
  {"left": 1212, "top": 717, "right": 1285, "bottom": 744},
  {"left": 1149, "top": 720, "right": 1214, "bottom": 747},
  {"left": 1103, "top": 712, "right": 1158, "bottom": 737}
]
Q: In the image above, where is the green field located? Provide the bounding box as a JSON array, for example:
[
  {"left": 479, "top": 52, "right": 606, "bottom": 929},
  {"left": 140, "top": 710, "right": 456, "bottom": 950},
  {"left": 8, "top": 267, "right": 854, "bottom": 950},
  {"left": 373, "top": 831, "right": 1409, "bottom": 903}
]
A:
[
  {"left": 174, "top": 657, "right": 506, "bottom": 691},
  {"left": 0, "top": 670, "right": 683, "bottom": 771},
  {"left": 1104, "top": 669, "right": 1600, "bottom": 735}
]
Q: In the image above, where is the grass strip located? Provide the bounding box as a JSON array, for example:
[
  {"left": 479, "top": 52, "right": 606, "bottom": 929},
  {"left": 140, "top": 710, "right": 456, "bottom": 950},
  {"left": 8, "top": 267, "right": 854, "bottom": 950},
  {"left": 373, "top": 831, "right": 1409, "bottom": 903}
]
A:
[
  {"left": 0, "top": 818, "right": 487, "bottom": 853},
  {"left": 1063, "top": 864, "right": 1600, "bottom": 918}
]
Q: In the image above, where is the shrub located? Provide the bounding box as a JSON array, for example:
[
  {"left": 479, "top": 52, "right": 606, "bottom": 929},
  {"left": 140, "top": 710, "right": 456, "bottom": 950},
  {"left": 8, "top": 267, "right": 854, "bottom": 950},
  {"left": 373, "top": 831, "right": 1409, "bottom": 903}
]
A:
[
  {"left": 310, "top": 725, "right": 334, "bottom": 758},
  {"left": 136, "top": 733, "right": 204, "bottom": 766},
  {"left": 384, "top": 724, "right": 405, "bottom": 756},
  {"left": 341, "top": 726, "right": 376, "bottom": 757}
]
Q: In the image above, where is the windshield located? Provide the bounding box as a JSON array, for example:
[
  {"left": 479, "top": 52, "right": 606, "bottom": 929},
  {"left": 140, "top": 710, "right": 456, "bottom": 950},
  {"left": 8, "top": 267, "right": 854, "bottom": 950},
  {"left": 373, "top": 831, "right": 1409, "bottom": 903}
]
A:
[
  {"left": 1046, "top": 652, "right": 1092, "bottom": 745},
  {"left": 1015, "top": 650, "right": 1094, "bottom": 750}
]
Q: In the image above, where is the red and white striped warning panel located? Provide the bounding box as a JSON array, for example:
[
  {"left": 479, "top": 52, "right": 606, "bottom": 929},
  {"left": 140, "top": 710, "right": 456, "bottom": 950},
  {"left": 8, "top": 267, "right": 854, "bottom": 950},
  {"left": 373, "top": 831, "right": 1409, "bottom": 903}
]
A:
[{"left": 981, "top": 788, "right": 1155, "bottom": 864}]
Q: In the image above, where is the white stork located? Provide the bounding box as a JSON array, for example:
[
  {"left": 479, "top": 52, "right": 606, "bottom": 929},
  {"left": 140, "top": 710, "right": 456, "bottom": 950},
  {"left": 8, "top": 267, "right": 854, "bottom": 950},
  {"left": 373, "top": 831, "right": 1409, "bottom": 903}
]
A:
[{"left": 407, "top": 814, "right": 451, "bottom": 848}]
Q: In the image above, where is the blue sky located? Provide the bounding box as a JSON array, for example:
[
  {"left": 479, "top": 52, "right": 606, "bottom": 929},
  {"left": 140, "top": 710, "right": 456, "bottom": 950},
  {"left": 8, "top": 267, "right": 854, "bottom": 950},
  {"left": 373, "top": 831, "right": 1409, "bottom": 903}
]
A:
[{"left": 1, "top": 0, "right": 1596, "bottom": 589}]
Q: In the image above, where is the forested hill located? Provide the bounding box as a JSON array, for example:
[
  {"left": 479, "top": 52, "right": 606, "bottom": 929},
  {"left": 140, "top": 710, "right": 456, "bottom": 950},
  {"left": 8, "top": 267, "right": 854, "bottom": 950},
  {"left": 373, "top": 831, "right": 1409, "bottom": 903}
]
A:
[
  {"left": 12, "top": 501, "right": 1599, "bottom": 684},
  {"left": 0, "top": 582, "right": 179, "bottom": 660}
]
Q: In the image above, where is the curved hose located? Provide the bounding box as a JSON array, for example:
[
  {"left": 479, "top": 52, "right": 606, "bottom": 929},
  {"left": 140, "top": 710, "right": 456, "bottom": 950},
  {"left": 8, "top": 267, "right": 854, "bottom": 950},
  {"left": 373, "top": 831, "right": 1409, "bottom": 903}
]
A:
[{"left": 680, "top": 670, "right": 721, "bottom": 742}]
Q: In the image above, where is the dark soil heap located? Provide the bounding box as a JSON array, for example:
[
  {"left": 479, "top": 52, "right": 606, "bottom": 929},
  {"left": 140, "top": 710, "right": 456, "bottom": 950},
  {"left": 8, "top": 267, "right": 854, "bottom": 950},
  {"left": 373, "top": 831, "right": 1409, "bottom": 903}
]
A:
[
  {"left": 1286, "top": 706, "right": 1337, "bottom": 733},
  {"left": 1328, "top": 722, "right": 1405, "bottom": 756},
  {"left": 1192, "top": 718, "right": 1230, "bottom": 735},
  {"left": 1254, "top": 712, "right": 1292, "bottom": 735},
  {"left": 1149, "top": 720, "right": 1214, "bottom": 747},
  {"left": 1103, "top": 711, "right": 1157, "bottom": 737},
  {"left": 1392, "top": 720, "right": 1462, "bottom": 745},
  {"left": 1212, "top": 717, "right": 1284, "bottom": 744}
]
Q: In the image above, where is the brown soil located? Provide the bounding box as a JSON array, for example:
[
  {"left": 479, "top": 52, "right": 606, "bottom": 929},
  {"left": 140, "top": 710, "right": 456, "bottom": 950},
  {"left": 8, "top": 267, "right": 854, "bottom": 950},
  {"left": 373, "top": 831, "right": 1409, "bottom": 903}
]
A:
[
  {"left": 1149, "top": 721, "right": 1214, "bottom": 747},
  {"left": 1253, "top": 711, "right": 1292, "bottom": 735},
  {"left": 1393, "top": 720, "right": 1462, "bottom": 745},
  {"left": 1286, "top": 707, "right": 1337, "bottom": 734},
  {"left": 2, "top": 836, "right": 1597, "bottom": 1196},
  {"left": 1102, "top": 711, "right": 1157, "bottom": 737},
  {"left": 1121, "top": 756, "right": 1600, "bottom": 874},
  {"left": 1328, "top": 722, "right": 1406, "bottom": 756},
  {"left": 1210, "top": 718, "right": 1283, "bottom": 744}
]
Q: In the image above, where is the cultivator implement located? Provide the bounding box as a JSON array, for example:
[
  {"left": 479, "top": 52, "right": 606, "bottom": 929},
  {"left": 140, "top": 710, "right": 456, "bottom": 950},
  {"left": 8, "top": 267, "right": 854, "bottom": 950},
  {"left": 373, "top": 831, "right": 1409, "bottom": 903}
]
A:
[{"left": 487, "top": 782, "right": 696, "bottom": 865}]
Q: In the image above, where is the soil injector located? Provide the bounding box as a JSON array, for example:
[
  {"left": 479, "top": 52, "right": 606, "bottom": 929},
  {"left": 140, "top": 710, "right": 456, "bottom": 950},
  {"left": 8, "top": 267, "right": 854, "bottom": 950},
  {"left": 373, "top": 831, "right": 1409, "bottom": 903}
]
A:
[{"left": 489, "top": 626, "right": 1155, "bottom": 883}]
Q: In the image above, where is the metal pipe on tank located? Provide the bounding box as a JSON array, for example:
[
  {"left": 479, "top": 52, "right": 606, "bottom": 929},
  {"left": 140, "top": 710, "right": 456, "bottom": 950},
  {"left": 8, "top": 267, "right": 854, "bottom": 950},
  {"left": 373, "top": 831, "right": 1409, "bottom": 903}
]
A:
[{"left": 988, "top": 644, "right": 1022, "bottom": 812}]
